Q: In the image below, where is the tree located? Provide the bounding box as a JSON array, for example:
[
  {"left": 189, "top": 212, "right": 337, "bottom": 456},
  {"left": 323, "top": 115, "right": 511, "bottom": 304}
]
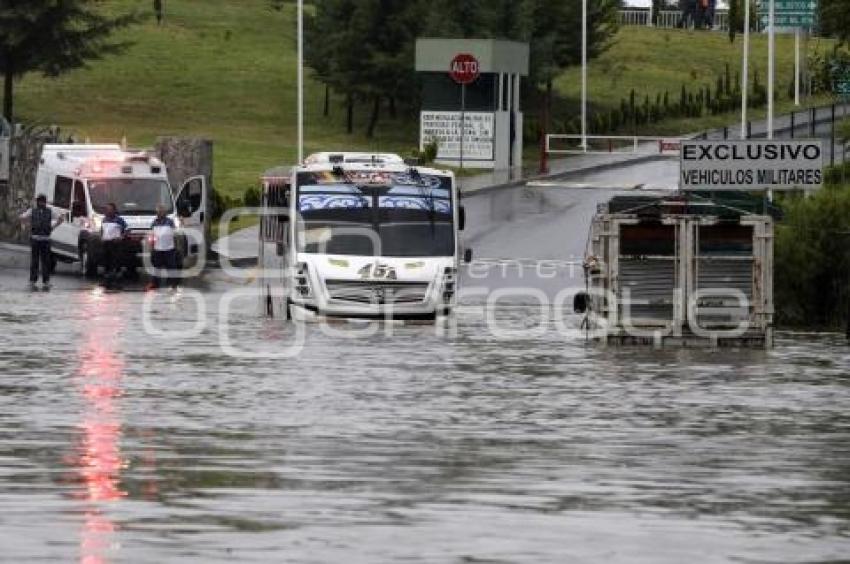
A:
[
  {"left": 154, "top": 0, "right": 164, "bottom": 25},
  {"left": 0, "top": 1, "right": 139, "bottom": 122},
  {"left": 820, "top": 0, "right": 850, "bottom": 44},
  {"left": 520, "top": 0, "right": 619, "bottom": 141},
  {"left": 728, "top": 0, "right": 740, "bottom": 43}
]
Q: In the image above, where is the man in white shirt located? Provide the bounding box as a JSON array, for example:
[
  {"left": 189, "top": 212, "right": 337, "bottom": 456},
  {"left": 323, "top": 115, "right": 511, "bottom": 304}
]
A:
[
  {"left": 147, "top": 204, "right": 178, "bottom": 290},
  {"left": 101, "top": 203, "right": 127, "bottom": 288}
]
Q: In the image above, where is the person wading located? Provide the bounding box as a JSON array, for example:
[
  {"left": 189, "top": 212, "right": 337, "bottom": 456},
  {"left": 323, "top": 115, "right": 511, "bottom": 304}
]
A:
[
  {"left": 19, "top": 194, "right": 64, "bottom": 290},
  {"left": 146, "top": 204, "right": 178, "bottom": 291},
  {"left": 101, "top": 203, "right": 128, "bottom": 289}
]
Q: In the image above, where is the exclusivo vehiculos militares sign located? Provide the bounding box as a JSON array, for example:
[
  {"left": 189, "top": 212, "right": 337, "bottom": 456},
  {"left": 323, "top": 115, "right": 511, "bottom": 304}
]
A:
[{"left": 680, "top": 140, "right": 824, "bottom": 191}]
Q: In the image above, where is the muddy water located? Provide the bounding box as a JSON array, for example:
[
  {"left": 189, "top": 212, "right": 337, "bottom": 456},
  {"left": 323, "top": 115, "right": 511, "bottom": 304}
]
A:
[{"left": 0, "top": 272, "right": 849, "bottom": 563}]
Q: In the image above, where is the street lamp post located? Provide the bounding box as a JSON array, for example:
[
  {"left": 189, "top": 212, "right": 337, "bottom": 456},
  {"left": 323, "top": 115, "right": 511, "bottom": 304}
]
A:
[
  {"left": 767, "top": 0, "right": 775, "bottom": 139},
  {"left": 297, "top": 0, "right": 304, "bottom": 163},
  {"left": 741, "top": 0, "right": 750, "bottom": 138},
  {"left": 581, "top": 0, "right": 588, "bottom": 150}
]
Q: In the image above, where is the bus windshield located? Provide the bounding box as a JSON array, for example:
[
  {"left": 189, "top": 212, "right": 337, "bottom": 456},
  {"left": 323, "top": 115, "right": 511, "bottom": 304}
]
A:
[
  {"left": 296, "top": 173, "right": 454, "bottom": 258},
  {"left": 89, "top": 178, "right": 173, "bottom": 216}
]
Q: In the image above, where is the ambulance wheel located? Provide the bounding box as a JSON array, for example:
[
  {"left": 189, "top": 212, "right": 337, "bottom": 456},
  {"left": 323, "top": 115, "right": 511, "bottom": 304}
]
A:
[{"left": 79, "top": 243, "right": 98, "bottom": 279}]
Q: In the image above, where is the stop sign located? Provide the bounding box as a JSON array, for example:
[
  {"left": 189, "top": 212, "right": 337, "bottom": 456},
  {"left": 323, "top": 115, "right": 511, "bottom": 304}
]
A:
[{"left": 449, "top": 53, "right": 480, "bottom": 85}]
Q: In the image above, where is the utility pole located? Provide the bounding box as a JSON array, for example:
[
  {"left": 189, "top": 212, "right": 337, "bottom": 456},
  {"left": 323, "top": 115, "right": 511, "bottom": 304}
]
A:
[
  {"left": 794, "top": 28, "right": 801, "bottom": 106},
  {"left": 741, "top": 0, "right": 750, "bottom": 138},
  {"left": 581, "top": 0, "right": 588, "bottom": 150},
  {"left": 297, "top": 0, "right": 304, "bottom": 163},
  {"left": 768, "top": 0, "right": 775, "bottom": 139}
]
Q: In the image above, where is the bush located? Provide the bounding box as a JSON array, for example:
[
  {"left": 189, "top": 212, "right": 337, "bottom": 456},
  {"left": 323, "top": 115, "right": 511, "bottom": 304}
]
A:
[
  {"left": 211, "top": 188, "right": 241, "bottom": 220},
  {"left": 244, "top": 186, "right": 261, "bottom": 207},
  {"left": 775, "top": 182, "right": 850, "bottom": 328}
]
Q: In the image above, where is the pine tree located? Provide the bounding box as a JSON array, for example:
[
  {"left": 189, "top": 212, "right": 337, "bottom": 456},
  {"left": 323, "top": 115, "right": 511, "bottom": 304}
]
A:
[{"left": 0, "top": 1, "right": 139, "bottom": 121}]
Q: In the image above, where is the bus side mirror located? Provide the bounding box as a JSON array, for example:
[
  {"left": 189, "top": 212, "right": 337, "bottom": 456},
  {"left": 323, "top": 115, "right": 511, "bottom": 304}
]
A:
[
  {"left": 459, "top": 206, "right": 466, "bottom": 231},
  {"left": 463, "top": 248, "right": 473, "bottom": 264}
]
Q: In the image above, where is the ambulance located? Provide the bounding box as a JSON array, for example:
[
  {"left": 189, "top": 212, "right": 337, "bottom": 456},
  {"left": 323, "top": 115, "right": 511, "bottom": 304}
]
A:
[{"left": 36, "top": 145, "right": 207, "bottom": 277}]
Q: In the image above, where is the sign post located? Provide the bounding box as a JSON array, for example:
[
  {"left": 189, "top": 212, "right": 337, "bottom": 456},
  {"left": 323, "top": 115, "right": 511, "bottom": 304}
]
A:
[
  {"left": 758, "top": 1, "right": 819, "bottom": 136},
  {"left": 450, "top": 53, "right": 481, "bottom": 171},
  {"left": 741, "top": 0, "right": 751, "bottom": 138}
]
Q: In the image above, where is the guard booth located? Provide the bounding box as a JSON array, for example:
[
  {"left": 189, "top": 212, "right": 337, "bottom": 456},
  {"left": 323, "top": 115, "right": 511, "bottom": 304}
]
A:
[{"left": 415, "top": 39, "right": 529, "bottom": 170}]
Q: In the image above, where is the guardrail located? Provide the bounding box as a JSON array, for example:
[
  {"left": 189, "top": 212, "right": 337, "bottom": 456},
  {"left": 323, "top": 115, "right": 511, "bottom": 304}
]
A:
[
  {"left": 545, "top": 134, "right": 686, "bottom": 157},
  {"left": 618, "top": 9, "right": 729, "bottom": 31}
]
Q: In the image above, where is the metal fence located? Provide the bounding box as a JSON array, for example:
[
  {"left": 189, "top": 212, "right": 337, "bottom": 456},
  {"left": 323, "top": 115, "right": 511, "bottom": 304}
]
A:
[
  {"left": 546, "top": 134, "right": 685, "bottom": 156},
  {"left": 698, "top": 102, "right": 850, "bottom": 167},
  {"left": 618, "top": 9, "right": 729, "bottom": 32},
  {"left": 544, "top": 102, "right": 850, "bottom": 169}
]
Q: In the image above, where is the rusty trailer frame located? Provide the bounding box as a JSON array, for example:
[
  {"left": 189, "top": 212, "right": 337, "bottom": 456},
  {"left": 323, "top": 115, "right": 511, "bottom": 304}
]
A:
[{"left": 583, "top": 196, "right": 774, "bottom": 348}]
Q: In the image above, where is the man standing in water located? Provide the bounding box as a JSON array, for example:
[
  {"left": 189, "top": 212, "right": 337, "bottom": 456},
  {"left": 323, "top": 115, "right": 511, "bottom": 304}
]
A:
[
  {"left": 146, "top": 204, "right": 178, "bottom": 291},
  {"left": 19, "top": 194, "right": 63, "bottom": 290},
  {"left": 101, "top": 203, "right": 127, "bottom": 289}
]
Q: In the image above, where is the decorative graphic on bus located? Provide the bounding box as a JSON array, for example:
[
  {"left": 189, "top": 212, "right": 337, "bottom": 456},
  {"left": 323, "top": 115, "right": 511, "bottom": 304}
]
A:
[
  {"left": 379, "top": 196, "right": 451, "bottom": 214},
  {"left": 299, "top": 194, "right": 371, "bottom": 212}
]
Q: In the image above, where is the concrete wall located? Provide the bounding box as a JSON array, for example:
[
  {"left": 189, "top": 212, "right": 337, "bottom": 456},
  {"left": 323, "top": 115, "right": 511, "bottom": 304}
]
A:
[
  {"left": 0, "top": 128, "right": 61, "bottom": 242},
  {"left": 154, "top": 137, "right": 214, "bottom": 251}
]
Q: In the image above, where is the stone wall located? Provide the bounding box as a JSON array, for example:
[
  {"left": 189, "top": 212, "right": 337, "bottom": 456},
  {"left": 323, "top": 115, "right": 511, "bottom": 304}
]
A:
[
  {"left": 0, "top": 127, "right": 62, "bottom": 242},
  {"left": 155, "top": 137, "right": 214, "bottom": 250}
]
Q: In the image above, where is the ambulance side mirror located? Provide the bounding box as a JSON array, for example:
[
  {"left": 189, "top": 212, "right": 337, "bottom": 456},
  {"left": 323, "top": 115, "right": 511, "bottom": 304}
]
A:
[
  {"left": 459, "top": 205, "right": 466, "bottom": 231},
  {"left": 463, "top": 248, "right": 473, "bottom": 264}
]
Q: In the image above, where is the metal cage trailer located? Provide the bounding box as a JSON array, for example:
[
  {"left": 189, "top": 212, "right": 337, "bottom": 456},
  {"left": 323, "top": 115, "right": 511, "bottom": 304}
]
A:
[{"left": 579, "top": 194, "right": 775, "bottom": 348}]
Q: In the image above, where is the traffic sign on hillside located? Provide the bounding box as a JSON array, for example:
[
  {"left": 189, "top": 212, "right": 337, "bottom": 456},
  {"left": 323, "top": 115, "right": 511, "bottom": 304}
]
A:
[
  {"left": 758, "top": 0, "right": 818, "bottom": 30},
  {"left": 449, "top": 54, "right": 480, "bottom": 85}
]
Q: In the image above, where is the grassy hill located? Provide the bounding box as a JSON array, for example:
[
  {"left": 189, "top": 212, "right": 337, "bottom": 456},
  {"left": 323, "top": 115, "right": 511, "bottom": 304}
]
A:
[
  {"left": 13, "top": 1, "right": 839, "bottom": 198},
  {"left": 555, "top": 26, "right": 838, "bottom": 134}
]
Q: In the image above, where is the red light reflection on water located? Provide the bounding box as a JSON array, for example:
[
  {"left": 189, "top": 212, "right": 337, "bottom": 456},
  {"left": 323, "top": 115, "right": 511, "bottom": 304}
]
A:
[{"left": 73, "top": 291, "right": 127, "bottom": 564}]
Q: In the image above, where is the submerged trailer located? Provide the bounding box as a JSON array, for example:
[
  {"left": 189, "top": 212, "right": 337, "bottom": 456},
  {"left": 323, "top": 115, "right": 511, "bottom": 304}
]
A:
[{"left": 579, "top": 193, "right": 776, "bottom": 348}]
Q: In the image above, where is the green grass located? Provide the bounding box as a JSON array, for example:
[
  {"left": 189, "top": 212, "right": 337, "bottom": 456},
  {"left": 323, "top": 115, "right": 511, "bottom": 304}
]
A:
[
  {"left": 14, "top": 0, "right": 418, "bottom": 200},
  {"left": 12, "top": 3, "right": 842, "bottom": 199},
  {"left": 554, "top": 27, "right": 839, "bottom": 134}
]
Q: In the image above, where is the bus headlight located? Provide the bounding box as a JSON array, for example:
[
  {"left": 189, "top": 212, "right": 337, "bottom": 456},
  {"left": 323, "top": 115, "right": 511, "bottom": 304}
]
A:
[
  {"left": 442, "top": 267, "right": 457, "bottom": 303},
  {"left": 294, "top": 262, "right": 313, "bottom": 300}
]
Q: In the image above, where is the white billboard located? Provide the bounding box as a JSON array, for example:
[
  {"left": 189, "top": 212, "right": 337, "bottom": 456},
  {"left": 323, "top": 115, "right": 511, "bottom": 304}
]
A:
[
  {"left": 680, "top": 140, "right": 823, "bottom": 191},
  {"left": 420, "top": 111, "right": 495, "bottom": 162}
]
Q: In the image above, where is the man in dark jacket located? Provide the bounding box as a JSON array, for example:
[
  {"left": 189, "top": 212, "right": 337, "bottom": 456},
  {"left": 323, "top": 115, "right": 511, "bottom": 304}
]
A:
[{"left": 19, "top": 194, "right": 64, "bottom": 289}]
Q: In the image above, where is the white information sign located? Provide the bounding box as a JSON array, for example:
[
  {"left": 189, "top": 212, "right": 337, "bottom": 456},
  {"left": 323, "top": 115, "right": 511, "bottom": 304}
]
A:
[
  {"left": 680, "top": 140, "right": 823, "bottom": 191},
  {"left": 420, "top": 111, "right": 495, "bottom": 161}
]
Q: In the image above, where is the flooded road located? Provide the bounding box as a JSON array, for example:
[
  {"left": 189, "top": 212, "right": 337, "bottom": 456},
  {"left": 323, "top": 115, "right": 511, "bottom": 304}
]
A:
[{"left": 1, "top": 269, "right": 849, "bottom": 563}]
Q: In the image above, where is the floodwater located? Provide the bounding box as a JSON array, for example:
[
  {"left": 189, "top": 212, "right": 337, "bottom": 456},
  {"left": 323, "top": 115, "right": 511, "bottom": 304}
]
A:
[{"left": 1, "top": 269, "right": 849, "bottom": 563}]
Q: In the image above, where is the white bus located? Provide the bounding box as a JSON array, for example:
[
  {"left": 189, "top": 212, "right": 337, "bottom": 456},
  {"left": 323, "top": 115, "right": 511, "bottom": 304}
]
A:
[{"left": 259, "top": 152, "right": 468, "bottom": 321}]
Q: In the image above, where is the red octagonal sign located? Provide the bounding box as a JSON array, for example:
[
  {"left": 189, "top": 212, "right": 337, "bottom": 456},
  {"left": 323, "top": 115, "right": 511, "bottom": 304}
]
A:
[{"left": 450, "top": 53, "right": 480, "bottom": 85}]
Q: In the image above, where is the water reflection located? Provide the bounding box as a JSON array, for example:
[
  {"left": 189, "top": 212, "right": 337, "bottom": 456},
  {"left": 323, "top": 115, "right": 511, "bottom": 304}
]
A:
[{"left": 73, "top": 290, "right": 127, "bottom": 564}]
